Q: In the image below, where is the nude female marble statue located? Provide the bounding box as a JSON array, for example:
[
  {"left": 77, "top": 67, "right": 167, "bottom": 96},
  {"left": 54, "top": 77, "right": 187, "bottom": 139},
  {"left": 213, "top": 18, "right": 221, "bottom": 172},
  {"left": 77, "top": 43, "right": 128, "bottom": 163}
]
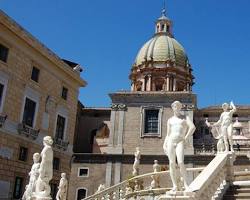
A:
[
  {"left": 132, "top": 147, "right": 141, "bottom": 176},
  {"left": 22, "top": 153, "right": 40, "bottom": 200},
  {"left": 163, "top": 101, "right": 196, "bottom": 191},
  {"left": 206, "top": 101, "right": 236, "bottom": 152},
  {"left": 34, "top": 136, "right": 53, "bottom": 199},
  {"left": 56, "top": 173, "right": 68, "bottom": 200}
]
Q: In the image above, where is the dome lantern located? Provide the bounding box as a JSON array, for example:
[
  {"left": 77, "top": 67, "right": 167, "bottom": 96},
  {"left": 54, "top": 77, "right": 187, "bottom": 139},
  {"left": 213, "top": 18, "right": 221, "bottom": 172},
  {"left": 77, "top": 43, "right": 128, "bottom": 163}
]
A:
[{"left": 155, "top": 7, "right": 173, "bottom": 37}]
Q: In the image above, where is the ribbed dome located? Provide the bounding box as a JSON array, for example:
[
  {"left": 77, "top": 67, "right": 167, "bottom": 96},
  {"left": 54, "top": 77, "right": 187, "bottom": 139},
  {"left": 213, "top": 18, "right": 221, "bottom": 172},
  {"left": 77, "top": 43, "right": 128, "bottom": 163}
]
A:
[{"left": 134, "top": 34, "right": 188, "bottom": 67}]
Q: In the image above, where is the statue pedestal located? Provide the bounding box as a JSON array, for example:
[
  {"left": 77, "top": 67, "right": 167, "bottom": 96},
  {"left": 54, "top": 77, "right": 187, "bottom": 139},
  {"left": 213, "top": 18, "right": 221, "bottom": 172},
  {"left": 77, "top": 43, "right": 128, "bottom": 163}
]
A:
[
  {"left": 159, "top": 190, "right": 194, "bottom": 199},
  {"left": 32, "top": 196, "right": 52, "bottom": 200}
]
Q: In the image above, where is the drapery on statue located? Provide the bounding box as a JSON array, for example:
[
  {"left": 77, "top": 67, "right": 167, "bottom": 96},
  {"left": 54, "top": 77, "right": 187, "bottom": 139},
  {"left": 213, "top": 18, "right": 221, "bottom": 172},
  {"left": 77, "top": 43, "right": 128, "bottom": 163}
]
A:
[
  {"left": 22, "top": 153, "right": 40, "bottom": 200},
  {"left": 163, "top": 101, "right": 196, "bottom": 192},
  {"left": 132, "top": 147, "right": 141, "bottom": 176},
  {"left": 206, "top": 101, "right": 236, "bottom": 152},
  {"left": 34, "top": 136, "right": 53, "bottom": 199},
  {"left": 56, "top": 173, "right": 68, "bottom": 200}
]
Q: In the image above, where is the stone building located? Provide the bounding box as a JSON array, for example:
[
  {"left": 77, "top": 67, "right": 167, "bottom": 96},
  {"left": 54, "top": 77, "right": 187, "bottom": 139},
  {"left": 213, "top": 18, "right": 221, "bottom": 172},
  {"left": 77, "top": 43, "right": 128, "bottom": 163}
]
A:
[
  {"left": 69, "top": 9, "right": 250, "bottom": 200},
  {"left": 0, "top": 10, "right": 86, "bottom": 199}
]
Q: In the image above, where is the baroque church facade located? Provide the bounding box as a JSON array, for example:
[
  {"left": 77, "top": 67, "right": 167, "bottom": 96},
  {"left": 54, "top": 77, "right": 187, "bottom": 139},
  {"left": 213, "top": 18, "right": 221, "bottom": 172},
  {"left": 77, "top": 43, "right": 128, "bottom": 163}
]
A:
[{"left": 70, "top": 9, "right": 250, "bottom": 200}]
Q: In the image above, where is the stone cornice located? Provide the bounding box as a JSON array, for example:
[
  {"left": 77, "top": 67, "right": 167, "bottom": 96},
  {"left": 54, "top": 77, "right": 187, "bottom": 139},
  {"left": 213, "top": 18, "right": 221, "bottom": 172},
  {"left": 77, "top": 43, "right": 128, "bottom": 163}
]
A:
[
  {"left": 0, "top": 10, "right": 86, "bottom": 87},
  {"left": 109, "top": 91, "right": 197, "bottom": 108}
]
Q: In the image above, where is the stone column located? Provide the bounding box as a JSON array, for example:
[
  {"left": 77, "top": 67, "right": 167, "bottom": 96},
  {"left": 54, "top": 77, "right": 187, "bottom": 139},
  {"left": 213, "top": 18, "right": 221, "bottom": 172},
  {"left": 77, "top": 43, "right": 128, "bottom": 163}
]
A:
[
  {"left": 114, "top": 162, "right": 121, "bottom": 184},
  {"left": 141, "top": 77, "right": 145, "bottom": 91},
  {"left": 186, "top": 82, "right": 190, "bottom": 91},
  {"left": 117, "top": 106, "right": 126, "bottom": 153},
  {"left": 108, "top": 108, "right": 116, "bottom": 147},
  {"left": 166, "top": 75, "right": 170, "bottom": 91},
  {"left": 173, "top": 77, "right": 177, "bottom": 91},
  {"left": 147, "top": 75, "right": 152, "bottom": 91},
  {"left": 105, "top": 162, "right": 112, "bottom": 187},
  {"left": 131, "top": 82, "right": 135, "bottom": 91}
]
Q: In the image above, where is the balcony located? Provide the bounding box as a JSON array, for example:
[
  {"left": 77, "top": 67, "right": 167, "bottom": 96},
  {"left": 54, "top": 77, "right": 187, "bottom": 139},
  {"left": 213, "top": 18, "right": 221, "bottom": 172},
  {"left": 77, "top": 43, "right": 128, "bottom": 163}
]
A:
[
  {"left": 17, "top": 123, "right": 40, "bottom": 140},
  {"left": 0, "top": 115, "right": 7, "bottom": 127},
  {"left": 53, "top": 137, "right": 69, "bottom": 151}
]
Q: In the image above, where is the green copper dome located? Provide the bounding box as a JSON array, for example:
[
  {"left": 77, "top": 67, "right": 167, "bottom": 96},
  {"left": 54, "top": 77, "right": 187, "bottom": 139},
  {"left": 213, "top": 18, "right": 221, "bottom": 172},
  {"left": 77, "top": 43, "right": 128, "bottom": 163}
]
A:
[{"left": 134, "top": 34, "right": 189, "bottom": 67}]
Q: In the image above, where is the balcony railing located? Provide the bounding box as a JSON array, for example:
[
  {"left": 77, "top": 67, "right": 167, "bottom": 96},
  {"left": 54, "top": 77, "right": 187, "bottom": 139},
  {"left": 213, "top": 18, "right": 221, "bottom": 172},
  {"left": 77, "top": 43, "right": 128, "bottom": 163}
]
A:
[
  {"left": 17, "top": 123, "right": 40, "bottom": 140},
  {"left": 53, "top": 137, "right": 69, "bottom": 151},
  {"left": 0, "top": 114, "right": 7, "bottom": 127}
]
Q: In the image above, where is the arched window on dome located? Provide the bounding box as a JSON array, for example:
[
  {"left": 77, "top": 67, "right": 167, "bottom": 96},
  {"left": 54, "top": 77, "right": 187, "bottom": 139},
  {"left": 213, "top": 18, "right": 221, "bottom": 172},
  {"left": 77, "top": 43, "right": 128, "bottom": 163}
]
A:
[
  {"left": 135, "top": 81, "right": 142, "bottom": 91},
  {"left": 155, "top": 79, "right": 164, "bottom": 91},
  {"left": 161, "top": 24, "right": 165, "bottom": 31}
]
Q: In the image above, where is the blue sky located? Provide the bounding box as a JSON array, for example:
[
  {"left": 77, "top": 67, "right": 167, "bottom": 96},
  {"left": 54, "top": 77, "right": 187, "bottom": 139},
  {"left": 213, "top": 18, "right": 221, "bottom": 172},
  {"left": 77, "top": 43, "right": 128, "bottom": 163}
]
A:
[{"left": 1, "top": 0, "right": 250, "bottom": 108}]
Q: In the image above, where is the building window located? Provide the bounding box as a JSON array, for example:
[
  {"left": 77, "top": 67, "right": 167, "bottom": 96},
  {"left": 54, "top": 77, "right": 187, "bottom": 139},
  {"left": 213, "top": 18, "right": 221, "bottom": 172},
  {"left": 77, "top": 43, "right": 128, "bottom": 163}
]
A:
[
  {"left": 61, "top": 87, "right": 68, "bottom": 100},
  {"left": 13, "top": 177, "right": 23, "bottom": 199},
  {"left": 78, "top": 167, "right": 89, "bottom": 177},
  {"left": 18, "top": 146, "right": 28, "bottom": 161},
  {"left": 145, "top": 109, "right": 159, "bottom": 133},
  {"left": 0, "top": 83, "right": 4, "bottom": 109},
  {"left": 50, "top": 182, "right": 58, "bottom": 200},
  {"left": 0, "top": 43, "right": 9, "bottom": 63},
  {"left": 55, "top": 115, "right": 66, "bottom": 140},
  {"left": 141, "top": 107, "right": 162, "bottom": 137},
  {"left": 31, "top": 66, "right": 40, "bottom": 82},
  {"left": 204, "top": 127, "right": 210, "bottom": 135},
  {"left": 53, "top": 157, "right": 60, "bottom": 170},
  {"left": 22, "top": 97, "right": 37, "bottom": 127},
  {"left": 76, "top": 188, "right": 87, "bottom": 200}
]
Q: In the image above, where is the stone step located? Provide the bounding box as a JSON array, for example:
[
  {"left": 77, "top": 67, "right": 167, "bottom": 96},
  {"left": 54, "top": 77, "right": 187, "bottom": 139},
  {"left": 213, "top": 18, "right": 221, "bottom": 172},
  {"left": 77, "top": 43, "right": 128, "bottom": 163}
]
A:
[
  {"left": 226, "top": 188, "right": 250, "bottom": 194},
  {"left": 223, "top": 193, "right": 250, "bottom": 199}
]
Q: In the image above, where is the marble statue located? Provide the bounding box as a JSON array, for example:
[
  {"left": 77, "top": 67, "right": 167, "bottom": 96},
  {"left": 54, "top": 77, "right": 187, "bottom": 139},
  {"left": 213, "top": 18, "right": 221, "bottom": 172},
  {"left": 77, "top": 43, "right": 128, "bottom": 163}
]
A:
[
  {"left": 206, "top": 101, "right": 236, "bottom": 152},
  {"left": 56, "top": 173, "right": 68, "bottom": 200},
  {"left": 132, "top": 147, "right": 141, "bottom": 176},
  {"left": 96, "top": 184, "right": 105, "bottom": 193},
  {"left": 34, "top": 136, "right": 53, "bottom": 199},
  {"left": 22, "top": 153, "right": 40, "bottom": 200},
  {"left": 151, "top": 160, "right": 161, "bottom": 189},
  {"left": 163, "top": 101, "right": 196, "bottom": 192}
]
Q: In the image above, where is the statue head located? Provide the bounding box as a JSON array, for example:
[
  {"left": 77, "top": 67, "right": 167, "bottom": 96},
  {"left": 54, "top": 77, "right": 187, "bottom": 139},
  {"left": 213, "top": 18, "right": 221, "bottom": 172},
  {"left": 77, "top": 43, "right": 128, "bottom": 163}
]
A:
[
  {"left": 222, "top": 103, "right": 229, "bottom": 111},
  {"left": 33, "top": 153, "right": 40, "bottom": 163},
  {"left": 154, "top": 160, "right": 158, "bottom": 164},
  {"left": 43, "top": 136, "right": 53, "bottom": 146},
  {"left": 136, "top": 147, "right": 140, "bottom": 151},
  {"left": 61, "top": 173, "right": 66, "bottom": 178},
  {"left": 171, "top": 101, "right": 182, "bottom": 114}
]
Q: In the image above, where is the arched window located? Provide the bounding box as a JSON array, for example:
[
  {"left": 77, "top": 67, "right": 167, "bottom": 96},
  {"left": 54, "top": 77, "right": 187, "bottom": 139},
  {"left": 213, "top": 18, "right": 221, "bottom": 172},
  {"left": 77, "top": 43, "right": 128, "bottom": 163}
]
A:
[{"left": 76, "top": 188, "right": 87, "bottom": 200}]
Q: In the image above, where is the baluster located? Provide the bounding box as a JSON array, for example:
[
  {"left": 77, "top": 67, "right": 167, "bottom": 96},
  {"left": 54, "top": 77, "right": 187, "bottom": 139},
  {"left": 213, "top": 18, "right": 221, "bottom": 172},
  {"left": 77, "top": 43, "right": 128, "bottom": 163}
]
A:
[
  {"left": 112, "top": 191, "right": 116, "bottom": 200},
  {"left": 119, "top": 188, "right": 124, "bottom": 199},
  {"left": 106, "top": 194, "right": 111, "bottom": 200}
]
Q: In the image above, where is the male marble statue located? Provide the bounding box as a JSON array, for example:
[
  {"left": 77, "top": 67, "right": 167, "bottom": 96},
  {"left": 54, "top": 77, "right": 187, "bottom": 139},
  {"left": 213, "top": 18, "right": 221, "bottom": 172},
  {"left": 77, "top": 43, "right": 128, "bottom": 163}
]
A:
[
  {"left": 163, "top": 101, "right": 196, "bottom": 191},
  {"left": 22, "top": 153, "right": 40, "bottom": 200},
  {"left": 132, "top": 147, "right": 141, "bottom": 176},
  {"left": 34, "top": 136, "right": 53, "bottom": 199},
  {"left": 56, "top": 173, "right": 68, "bottom": 200},
  {"left": 206, "top": 101, "right": 236, "bottom": 152}
]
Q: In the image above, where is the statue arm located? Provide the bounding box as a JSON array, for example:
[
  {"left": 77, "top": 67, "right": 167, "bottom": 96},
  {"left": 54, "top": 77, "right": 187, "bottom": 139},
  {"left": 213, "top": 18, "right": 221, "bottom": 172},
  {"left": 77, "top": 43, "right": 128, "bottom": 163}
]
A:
[
  {"left": 185, "top": 116, "right": 196, "bottom": 141},
  {"left": 213, "top": 114, "right": 222, "bottom": 127},
  {"left": 229, "top": 101, "right": 236, "bottom": 115},
  {"left": 163, "top": 119, "right": 170, "bottom": 151}
]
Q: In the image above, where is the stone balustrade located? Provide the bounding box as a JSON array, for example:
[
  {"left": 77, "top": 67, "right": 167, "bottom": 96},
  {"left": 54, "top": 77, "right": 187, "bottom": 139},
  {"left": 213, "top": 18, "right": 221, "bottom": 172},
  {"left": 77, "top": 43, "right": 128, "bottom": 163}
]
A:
[
  {"left": 83, "top": 152, "right": 235, "bottom": 200},
  {"left": 83, "top": 167, "right": 204, "bottom": 200},
  {"left": 17, "top": 123, "right": 40, "bottom": 140},
  {"left": 53, "top": 137, "right": 69, "bottom": 151},
  {"left": 0, "top": 114, "right": 7, "bottom": 127},
  {"left": 183, "top": 152, "right": 235, "bottom": 200}
]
